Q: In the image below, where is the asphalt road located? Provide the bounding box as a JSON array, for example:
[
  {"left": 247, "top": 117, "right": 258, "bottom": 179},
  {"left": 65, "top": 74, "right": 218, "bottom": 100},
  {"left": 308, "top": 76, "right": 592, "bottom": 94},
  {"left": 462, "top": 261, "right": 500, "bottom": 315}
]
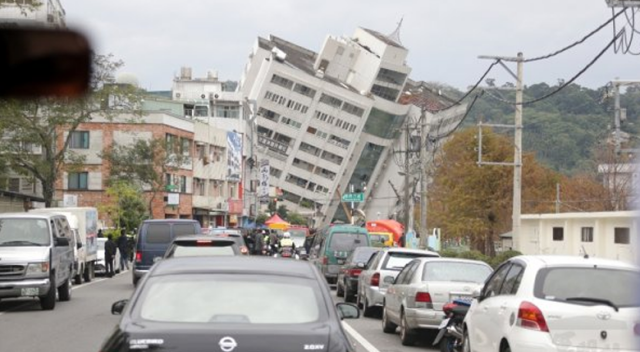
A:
[{"left": 0, "top": 270, "right": 439, "bottom": 352}]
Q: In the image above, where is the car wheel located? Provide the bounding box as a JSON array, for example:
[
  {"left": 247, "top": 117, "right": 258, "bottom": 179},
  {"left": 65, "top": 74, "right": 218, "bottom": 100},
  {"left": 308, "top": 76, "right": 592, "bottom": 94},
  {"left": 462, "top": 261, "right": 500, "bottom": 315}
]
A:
[
  {"left": 73, "top": 267, "right": 82, "bottom": 285},
  {"left": 58, "top": 278, "right": 72, "bottom": 302},
  {"left": 382, "top": 306, "right": 397, "bottom": 333},
  {"left": 400, "top": 310, "right": 417, "bottom": 346},
  {"left": 39, "top": 275, "right": 56, "bottom": 310},
  {"left": 463, "top": 328, "right": 471, "bottom": 352},
  {"left": 83, "top": 263, "right": 92, "bottom": 283},
  {"left": 343, "top": 286, "right": 354, "bottom": 303},
  {"left": 362, "top": 296, "right": 375, "bottom": 318},
  {"left": 132, "top": 275, "right": 140, "bottom": 287},
  {"left": 336, "top": 280, "right": 344, "bottom": 297},
  {"left": 501, "top": 343, "right": 511, "bottom": 352}
]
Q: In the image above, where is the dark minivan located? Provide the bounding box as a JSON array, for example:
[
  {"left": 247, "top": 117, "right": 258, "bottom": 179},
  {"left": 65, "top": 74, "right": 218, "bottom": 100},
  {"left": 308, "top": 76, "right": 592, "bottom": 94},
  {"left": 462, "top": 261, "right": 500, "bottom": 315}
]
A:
[{"left": 132, "top": 219, "right": 201, "bottom": 285}]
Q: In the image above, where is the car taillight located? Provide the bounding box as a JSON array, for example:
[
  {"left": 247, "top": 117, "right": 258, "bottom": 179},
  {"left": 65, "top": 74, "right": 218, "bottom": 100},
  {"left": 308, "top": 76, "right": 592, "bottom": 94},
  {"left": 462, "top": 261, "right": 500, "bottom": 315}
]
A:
[
  {"left": 415, "top": 292, "right": 433, "bottom": 308},
  {"left": 517, "top": 301, "right": 549, "bottom": 332},
  {"left": 347, "top": 269, "right": 362, "bottom": 277},
  {"left": 241, "top": 246, "right": 248, "bottom": 255},
  {"left": 371, "top": 272, "right": 380, "bottom": 286},
  {"left": 196, "top": 240, "right": 212, "bottom": 246},
  {"left": 322, "top": 256, "right": 328, "bottom": 265},
  {"left": 135, "top": 252, "right": 142, "bottom": 263}
]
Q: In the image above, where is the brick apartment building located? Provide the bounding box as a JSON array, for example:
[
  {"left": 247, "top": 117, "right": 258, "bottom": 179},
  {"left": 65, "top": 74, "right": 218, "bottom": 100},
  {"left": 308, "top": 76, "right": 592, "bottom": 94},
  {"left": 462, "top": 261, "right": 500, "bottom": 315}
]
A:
[{"left": 55, "top": 113, "right": 195, "bottom": 226}]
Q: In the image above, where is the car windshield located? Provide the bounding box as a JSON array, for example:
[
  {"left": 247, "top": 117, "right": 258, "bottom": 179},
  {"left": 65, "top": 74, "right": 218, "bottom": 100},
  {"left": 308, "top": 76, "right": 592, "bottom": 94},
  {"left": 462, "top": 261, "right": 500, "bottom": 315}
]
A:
[
  {"left": 136, "top": 274, "right": 324, "bottom": 324},
  {"left": 383, "top": 252, "right": 438, "bottom": 271},
  {"left": 423, "top": 261, "right": 492, "bottom": 283},
  {"left": 0, "top": 218, "right": 50, "bottom": 246},
  {"left": 535, "top": 267, "right": 640, "bottom": 308},
  {"left": 169, "top": 245, "right": 236, "bottom": 257},
  {"left": 329, "top": 232, "right": 367, "bottom": 251}
]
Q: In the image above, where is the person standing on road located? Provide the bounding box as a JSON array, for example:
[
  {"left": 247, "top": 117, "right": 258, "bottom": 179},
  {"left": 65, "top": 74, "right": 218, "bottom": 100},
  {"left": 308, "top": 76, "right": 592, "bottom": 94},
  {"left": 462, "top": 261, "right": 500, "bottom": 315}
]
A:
[
  {"left": 269, "top": 230, "right": 279, "bottom": 255},
  {"left": 252, "top": 229, "right": 264, "bottom": 255},
  {"left": 105, "top": 234, "right": 117, "bottom": 278},
  {"left": 117, "top": 229, "right": 129, "bottom": 271}
]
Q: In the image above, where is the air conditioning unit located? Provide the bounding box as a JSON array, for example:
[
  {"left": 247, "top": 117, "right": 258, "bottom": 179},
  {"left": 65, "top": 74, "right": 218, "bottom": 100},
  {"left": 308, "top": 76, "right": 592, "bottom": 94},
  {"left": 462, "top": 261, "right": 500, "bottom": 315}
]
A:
[{"left": 210, "top": 93, "right": 220, "bottom": 100}]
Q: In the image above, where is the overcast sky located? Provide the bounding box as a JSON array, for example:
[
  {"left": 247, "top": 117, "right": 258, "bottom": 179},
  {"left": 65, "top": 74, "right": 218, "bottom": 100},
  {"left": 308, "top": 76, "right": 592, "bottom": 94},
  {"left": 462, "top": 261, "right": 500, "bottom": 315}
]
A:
[{"left": 62, "top": 0, "right": 639, "bottom": 92}]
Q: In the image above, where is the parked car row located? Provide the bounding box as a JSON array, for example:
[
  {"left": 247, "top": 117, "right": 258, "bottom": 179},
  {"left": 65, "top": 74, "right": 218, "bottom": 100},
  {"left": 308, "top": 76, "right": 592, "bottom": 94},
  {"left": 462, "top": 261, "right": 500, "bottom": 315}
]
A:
[{"left": 334, "top": 243, "right": 640, "bottom": 352}]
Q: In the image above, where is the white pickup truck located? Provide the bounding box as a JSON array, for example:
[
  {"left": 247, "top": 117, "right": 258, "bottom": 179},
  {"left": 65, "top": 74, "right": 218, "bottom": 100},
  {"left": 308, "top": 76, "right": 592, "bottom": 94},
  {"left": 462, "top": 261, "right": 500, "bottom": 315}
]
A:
[{"left": 30, "top": 207, "right": 99, "bottom": 284}]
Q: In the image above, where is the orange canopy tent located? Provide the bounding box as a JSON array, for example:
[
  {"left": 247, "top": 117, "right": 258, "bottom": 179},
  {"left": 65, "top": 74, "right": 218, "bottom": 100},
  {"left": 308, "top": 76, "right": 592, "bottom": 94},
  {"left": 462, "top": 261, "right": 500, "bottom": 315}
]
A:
[
  {"left": 265, "top": 214, "right": 290, "bottom": 230},
  {"left": 366, "top": 220, "right": 404, "bottom": 243}
]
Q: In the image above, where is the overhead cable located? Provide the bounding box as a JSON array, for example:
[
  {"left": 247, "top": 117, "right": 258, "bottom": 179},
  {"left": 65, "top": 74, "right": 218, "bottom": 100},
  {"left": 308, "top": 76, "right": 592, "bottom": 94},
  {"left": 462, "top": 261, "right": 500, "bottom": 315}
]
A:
[
  {"left": 426, "top": 61, "right": 498, "bottom": 113},
  {"left": 524, "top": 8, "right": 626, "bottom": 62}
]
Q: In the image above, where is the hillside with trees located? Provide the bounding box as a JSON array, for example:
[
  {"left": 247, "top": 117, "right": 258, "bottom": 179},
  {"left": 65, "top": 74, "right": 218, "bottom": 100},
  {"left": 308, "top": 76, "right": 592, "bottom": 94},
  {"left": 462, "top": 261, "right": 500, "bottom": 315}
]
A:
[{"left": 430, "top": 81, "right": 640, "bottom": 175}]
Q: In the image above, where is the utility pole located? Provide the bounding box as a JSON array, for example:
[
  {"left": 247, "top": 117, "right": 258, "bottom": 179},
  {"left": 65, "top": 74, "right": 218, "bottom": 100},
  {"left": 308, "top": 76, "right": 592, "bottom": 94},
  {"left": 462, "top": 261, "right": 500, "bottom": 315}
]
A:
[
  {"left": 478, "top": 52, "right": 524, "bottom": 252},
  {"left": 403, "top": 122, "right": 411, "bottom": 233},
  {"left": 555, "top": 183, "right": 560, "bottom": 213},
  {"left": 419, "top": 108, "right": 428, "bottom": 248}
]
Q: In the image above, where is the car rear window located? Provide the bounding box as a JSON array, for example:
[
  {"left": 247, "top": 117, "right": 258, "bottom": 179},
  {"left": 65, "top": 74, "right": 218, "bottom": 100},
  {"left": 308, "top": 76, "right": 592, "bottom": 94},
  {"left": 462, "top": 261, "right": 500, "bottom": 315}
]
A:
[
  {"left": 145, "top": 224, "right": 171, "bottom": 244},
  {"left": 352, "top": 248, "right": 379, "bottom": 264},
  {"left": 535, "top": 267, "right": 640, "bottom": 308},
  {"left": 423, "top": 262, "right": 492, "bottom": 283},
  {"left": 173, "top": 223, "right": 198, "bottom": 237},
  {"left": 383, "top": 252, "right": 438, "bottom": 271},
  {"left": 171, "top": 246, "right": 236, "bottom": 257},
  {"left": 329, "top": 232, "right": 367, "bottom": 251},
  {"left": 137, "top": 274, "right": 324, "bottom": 324}
]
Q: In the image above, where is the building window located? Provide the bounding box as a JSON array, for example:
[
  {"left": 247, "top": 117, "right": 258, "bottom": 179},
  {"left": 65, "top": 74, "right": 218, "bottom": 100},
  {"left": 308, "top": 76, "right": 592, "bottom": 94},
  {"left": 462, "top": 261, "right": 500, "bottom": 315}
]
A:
[
  {"left": 215, "top": 105, "right": 240, "bottom": 118},
  {"left": 70, "top": 131, "right": 90, "bottom": 149},
  {"left": 342, "top": 102, "right": 364, "bottom": 118},
  {"left": 271, "top": 74, "right": 294, "bottom": 89},
  {"left": 68, "top": 172, "right": 88, "bottom": 190},
  {"left": 319, "top": 93, "right": 343, "bottom": 109},
  {"left": 581, "top": 227, "right": 594, "bottom": 242},
  {"left": 180, "top": 175, "right": 187, "bottom": 193},
  {"left": 166, "top": 134, "right": 178, "bottom": 154},
  {"left": 614, "top": 228, "right": 630, "bottom": 244},
  {"left": 552, "top": 227, "right": 564, "bottom": 241},
  {"left": 293, "top": 83, "right": 316, "bottom": 98},
  {"left": 8, "top": 178, "right": 20, "bottom": 192},
  {"left": 181, "top": 138, "right": 191, "bottom": 157},
  {"left": 280, "top": 117, "right": 302, "bottom": 129}
]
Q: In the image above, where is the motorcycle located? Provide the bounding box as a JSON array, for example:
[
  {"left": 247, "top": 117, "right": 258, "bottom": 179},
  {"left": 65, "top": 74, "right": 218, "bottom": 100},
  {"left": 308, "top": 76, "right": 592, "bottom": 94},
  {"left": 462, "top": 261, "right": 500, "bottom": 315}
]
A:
[{"left": 432, "top": 299, "right": 471, "bottom": 352}]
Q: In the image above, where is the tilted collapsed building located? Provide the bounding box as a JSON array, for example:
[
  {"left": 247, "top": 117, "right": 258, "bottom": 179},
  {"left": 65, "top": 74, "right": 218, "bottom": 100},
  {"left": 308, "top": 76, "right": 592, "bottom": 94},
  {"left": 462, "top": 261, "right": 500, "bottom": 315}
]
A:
[{"left": 240, "top": 26, "right": 465, "bottom": 226}]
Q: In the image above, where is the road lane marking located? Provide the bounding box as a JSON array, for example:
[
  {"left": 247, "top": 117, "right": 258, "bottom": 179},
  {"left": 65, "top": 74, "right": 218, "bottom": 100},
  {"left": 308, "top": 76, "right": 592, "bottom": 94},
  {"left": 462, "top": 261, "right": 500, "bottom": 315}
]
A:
[
  {"left": 342, "top": 321, "right": 382, "bottom": 352},
  {"left": 71, "top": 278, "right": 106, "bottom": 290}
]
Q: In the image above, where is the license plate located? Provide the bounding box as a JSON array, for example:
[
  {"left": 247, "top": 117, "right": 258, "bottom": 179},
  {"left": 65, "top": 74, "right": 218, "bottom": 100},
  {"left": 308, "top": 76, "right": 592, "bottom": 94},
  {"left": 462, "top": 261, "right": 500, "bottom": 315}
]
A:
[
  {"left": 337, "top": 260, "right": 345, "bottom": 265},
  {"left": 438, "top": 317, "right": 450, "bottom": 329},
  {"left": 450, "top": 294, "right": 472, "bottom": 303},
  {"left": 21, "top": 287, "right": 39, "bottom": 296}
]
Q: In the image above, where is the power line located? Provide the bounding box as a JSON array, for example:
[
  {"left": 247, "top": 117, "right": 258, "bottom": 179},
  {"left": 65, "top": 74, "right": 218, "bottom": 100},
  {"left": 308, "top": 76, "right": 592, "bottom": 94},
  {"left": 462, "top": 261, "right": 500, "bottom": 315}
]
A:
[
  {"left": 524, "top": 9, "right": 627, "bottom": 62},
  {"left": 429, "top": 92, "right": 484, "bottom": 140},
  {"left": 426, "top": 61, "right": 499, "bottom": 113}
]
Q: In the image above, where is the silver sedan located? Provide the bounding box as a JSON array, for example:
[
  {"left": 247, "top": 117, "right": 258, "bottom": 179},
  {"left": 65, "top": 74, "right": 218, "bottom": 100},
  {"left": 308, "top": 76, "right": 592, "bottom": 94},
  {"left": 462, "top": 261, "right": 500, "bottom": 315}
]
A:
[{"left": 382, "top": 257, "right": 493, "bottom": 346}]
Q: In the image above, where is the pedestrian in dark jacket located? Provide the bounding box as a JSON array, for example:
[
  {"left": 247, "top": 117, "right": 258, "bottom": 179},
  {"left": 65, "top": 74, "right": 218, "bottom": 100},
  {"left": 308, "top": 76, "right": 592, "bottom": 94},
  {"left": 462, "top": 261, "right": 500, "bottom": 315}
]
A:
[
  {"left": 117, "top": 230, "right": 129, "bottom": 271},
  {"left": 105, "top": 234, "right": 117, "bottom": 277},
  {"left": 252, "top": 230, "right": 264, "bottom": 255},
  {"left": 398, "top": 232, "right": 406, "bottom": 248}
]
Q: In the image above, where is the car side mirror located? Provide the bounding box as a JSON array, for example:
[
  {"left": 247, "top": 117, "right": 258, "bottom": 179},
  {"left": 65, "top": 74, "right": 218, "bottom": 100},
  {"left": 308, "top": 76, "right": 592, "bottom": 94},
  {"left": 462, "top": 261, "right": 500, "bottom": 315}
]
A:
[
  {"left": 77, "top": 242, "right": 83, "bottom": 249},
  {"left": 111, "top": 299, "right": 128, "bottom": 315},
  {"left": 55, "top": 237, "right": 70, "bottom": 247},
  {"left": 383, "top": 276, "right": 395, "bottom": 285},
  {"left": 336, "top": 303, "right": 360, "bottom": 320}
]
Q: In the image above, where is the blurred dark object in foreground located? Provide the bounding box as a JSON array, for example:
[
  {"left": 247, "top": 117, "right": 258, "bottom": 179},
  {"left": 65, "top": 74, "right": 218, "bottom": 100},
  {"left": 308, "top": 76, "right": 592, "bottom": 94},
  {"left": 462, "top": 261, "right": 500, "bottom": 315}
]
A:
[{"left": 0, "top": 27, "right": 91, "bottom": 98}]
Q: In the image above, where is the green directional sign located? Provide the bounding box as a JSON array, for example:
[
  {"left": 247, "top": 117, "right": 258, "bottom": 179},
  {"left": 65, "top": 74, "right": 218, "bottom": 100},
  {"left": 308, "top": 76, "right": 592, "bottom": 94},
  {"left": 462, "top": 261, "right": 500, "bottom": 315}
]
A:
[{"left": 342, "top": 193, "right": 364, "bottom": 202}]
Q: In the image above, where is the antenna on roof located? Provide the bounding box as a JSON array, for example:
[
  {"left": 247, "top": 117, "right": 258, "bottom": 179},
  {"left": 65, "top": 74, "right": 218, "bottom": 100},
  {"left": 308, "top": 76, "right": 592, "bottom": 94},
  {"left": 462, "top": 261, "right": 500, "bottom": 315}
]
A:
[
  {"left": 581, "top": 245, "right": 589, "bottom": 259},
  {"left": 387, "top": 16, "right": 404, "bottom": 46}
]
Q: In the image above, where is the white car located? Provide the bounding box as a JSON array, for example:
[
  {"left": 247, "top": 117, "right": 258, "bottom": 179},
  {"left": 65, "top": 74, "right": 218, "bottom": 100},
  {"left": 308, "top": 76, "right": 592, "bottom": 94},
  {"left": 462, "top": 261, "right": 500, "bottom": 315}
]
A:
[
  {"left": 463, "top": 255, "right": 640, "bottom": 352},
  {"left": 357, "top": 248, "right": 440, "bottom": 317},
  {"left": 382, "top": 257, "right": 493, "bottom": 345}
]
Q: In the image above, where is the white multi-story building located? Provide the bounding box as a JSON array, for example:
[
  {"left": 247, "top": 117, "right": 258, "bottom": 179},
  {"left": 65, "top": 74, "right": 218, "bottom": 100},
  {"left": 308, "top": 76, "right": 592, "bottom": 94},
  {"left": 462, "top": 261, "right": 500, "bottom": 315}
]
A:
[
  {"left": 240, "top": 26, "right": 465, "bottom": 227},
  {"left": 0, "top": 0, "right": 66, "bottom": 28}
]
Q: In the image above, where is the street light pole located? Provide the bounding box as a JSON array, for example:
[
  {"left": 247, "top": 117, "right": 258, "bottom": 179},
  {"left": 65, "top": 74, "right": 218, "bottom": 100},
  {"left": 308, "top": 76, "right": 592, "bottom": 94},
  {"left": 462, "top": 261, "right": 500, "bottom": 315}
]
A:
[{"left": 419, "top": 108, "right": 428, "bottom": 248}]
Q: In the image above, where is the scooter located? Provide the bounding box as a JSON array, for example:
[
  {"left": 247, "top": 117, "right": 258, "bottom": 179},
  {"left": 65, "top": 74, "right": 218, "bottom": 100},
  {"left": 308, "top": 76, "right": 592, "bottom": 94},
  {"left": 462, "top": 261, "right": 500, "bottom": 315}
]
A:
[{"left": 432, "top": 299, "right": 471, "bottom": 352}]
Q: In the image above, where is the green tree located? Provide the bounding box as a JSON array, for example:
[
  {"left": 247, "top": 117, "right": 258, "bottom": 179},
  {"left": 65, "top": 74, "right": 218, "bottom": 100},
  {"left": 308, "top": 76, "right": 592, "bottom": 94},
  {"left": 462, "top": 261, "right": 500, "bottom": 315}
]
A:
[
  {"left": 101, "top": 136, "right": 188, "bottom": 216},
  {"left": 0, "top": 54, "right": 142, "bottom": 206},
  {"left": 287, "top": 211, "right": 307, "bottom": 225},
  {"left": 255, "top": 213, "right": 268, "bottom": 226},
  {"left": 276, "top": 205, "right": 288, "bottom": 220},
  {"left": 99, "top": 180, "right": 148, "bottom": 231}
]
